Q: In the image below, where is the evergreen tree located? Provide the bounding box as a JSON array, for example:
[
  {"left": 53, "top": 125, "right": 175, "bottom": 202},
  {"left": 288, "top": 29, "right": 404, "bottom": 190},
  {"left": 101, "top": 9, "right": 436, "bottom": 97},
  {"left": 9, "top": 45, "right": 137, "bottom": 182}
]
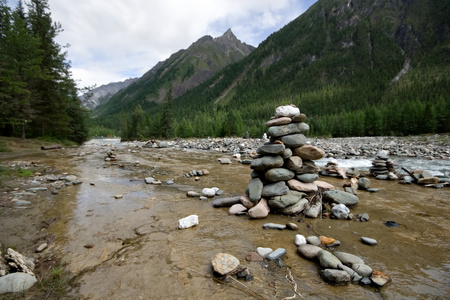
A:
[{"left": 161, "top": 88, "right": 174, "bottom": 139}]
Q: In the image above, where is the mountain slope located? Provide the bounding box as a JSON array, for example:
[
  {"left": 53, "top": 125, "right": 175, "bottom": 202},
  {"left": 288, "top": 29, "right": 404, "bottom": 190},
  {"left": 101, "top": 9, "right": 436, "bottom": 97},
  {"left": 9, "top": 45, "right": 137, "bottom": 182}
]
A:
[
  {"left": 93, "top": 29, "right": 255, "bottom": 117},
  {"left": 80, "top": 78, "right": 138, "bottom": 110},
  {"left": 95, "top": 0, "right": 449, "bottom": 138}
]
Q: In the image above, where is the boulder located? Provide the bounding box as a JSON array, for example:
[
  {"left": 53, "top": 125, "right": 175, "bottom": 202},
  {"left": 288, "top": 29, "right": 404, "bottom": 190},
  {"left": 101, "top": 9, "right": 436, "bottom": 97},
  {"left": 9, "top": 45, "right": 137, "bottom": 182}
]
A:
[{"left": 0, "top": 273, "right": 37, "bottom": 294}]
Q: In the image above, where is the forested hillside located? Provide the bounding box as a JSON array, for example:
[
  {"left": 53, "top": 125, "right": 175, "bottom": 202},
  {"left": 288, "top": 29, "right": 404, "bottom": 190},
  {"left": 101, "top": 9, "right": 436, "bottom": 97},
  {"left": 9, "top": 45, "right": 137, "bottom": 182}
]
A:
[
  {"left": 0, "top": 0, "right": 89, "bottom": 143},
  {"left": 94, "top": 0, "right": 448, "bottom": 140}
]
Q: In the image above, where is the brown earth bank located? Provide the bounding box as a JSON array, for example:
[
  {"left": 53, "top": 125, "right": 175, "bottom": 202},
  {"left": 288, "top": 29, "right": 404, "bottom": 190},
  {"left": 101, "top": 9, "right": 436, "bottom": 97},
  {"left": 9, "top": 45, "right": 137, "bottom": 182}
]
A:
[{"left": 0, "top": 135, "right": 448, "bottom": 299}]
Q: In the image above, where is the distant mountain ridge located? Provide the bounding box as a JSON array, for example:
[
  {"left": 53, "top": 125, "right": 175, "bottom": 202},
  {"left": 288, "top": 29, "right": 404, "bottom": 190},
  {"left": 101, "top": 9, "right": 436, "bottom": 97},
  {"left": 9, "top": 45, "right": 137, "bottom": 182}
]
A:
[
  {"left": 93, "top": 29, "right": 255, "bottom": 116},
  {"left": 81, "top": 78, "right": 138, "bottom": 109},
  {"left": 93, "top": 0, "right": 449, "bottom": 138}
]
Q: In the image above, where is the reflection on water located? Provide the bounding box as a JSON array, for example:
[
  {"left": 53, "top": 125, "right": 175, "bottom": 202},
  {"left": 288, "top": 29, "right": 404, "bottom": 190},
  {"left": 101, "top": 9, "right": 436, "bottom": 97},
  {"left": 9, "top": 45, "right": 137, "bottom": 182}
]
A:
[{"left": 43, "top": 141, "right": 449, "bottom": 299}]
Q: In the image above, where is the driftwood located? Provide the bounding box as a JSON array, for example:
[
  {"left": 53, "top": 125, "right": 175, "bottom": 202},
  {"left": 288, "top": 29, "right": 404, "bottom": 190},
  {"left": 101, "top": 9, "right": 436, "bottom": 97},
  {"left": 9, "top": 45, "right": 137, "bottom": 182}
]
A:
[
  {"left": 41, "top": 144, "right": 61, "bottom": 150},
  {"left": 401, "top": 167, "right": 417, "bottom": 182}
]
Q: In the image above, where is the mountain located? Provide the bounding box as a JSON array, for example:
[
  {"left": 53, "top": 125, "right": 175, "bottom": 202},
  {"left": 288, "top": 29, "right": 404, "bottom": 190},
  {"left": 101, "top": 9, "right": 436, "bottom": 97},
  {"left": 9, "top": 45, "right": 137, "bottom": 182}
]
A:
[
  {"left": 80, "top": 78, "right": 138, "bottom": 109},
  {"left": 93, "top": 29, "right": 255, "bottom": 117},
  {"left": 95, "top": 0, "right": 449, "bottom": 138}
]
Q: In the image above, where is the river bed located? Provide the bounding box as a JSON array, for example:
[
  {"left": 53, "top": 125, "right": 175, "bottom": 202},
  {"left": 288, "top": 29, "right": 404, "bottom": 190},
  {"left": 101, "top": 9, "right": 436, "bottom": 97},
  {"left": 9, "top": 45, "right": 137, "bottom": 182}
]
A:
[
  {"left": 36, "top": 139, "right": 448, "bottom": 299},
  {"left": 2, "top": 138, "right": 449, "bottom": 299}
]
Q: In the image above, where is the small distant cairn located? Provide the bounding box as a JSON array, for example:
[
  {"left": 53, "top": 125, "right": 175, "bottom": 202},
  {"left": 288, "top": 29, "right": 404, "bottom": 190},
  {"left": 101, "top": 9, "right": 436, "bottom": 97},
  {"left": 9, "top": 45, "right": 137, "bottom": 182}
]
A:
[
  {"left": 244, "top": 105, "right": 330, "bottom": 218},
  {"left": 369, "top": 150, "right": 398, "bottom": 180}
]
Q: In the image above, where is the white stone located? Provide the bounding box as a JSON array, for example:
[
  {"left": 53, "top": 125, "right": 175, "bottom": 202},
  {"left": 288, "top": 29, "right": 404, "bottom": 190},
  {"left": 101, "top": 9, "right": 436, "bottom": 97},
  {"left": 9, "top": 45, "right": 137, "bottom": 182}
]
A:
[
  {"left": 331, "top": 203, "right": 350, "bottom": 219},
  {"left": 256, "top": 247, "right": 273, "bottom": 258},
  {"left": 202, "top": 188, "right": 216, "bottom": 198},
  {"left": 275, "top": 105, "right": 300, "bottom": 117},
  {"left": 295, "top": 234, "right": 307, "bottom": 246},
  {"left": 145, "top": 177, "right": 155, "bottom": 184},
  {"left": 178, "top": 215, "right": 199, "bottom": 229}
]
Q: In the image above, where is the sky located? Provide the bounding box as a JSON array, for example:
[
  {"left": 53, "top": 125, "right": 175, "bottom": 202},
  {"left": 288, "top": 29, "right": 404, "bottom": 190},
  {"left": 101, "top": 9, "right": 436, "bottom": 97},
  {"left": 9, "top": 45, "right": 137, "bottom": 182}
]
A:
[{"left": 8, "top": 0, "right": 317, "bottom": 89}]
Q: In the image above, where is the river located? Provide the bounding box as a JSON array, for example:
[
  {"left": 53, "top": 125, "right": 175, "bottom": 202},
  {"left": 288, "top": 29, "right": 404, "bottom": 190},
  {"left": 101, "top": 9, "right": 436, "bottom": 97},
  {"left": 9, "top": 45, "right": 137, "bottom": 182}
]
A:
[{"left": 26, "top": 139, "right": 450, "bottom": 299}]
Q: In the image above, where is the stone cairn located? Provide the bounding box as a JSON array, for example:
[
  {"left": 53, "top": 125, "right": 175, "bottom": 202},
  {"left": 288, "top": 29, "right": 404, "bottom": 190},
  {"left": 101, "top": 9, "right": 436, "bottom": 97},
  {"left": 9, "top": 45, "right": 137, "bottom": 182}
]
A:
[
  {"left": 369, "top": 150, "right": 398, "bottom": 180},
  {"left": 243, "top": 105, "right": 332, "bottom": 219}
]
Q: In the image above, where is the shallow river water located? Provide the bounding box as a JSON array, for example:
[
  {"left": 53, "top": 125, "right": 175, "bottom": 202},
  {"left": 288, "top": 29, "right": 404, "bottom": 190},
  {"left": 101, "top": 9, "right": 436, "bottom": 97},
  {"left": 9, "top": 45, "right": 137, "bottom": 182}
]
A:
[{"left": 37, "top": 140, "right": 450, "bottom": 299}]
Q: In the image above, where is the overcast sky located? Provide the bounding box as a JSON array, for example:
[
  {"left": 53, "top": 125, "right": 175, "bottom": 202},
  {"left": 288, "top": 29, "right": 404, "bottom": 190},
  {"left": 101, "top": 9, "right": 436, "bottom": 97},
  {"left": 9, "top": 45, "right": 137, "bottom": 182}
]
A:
[{"left": 9, "top": 0, "right": 317, "bottom": 89}]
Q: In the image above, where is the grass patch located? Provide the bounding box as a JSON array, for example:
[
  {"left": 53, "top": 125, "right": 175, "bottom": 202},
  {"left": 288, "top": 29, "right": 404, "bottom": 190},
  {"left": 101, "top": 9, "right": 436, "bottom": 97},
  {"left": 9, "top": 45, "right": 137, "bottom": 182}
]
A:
[
  {"left": 0, "top": 141, "right": 11, "bottom": 152},
  {"left": 0, "top": 166, "right": 34, "bottom": 186},
  {"left": 36, "top": 265, "right": 72, "bottom": 300}
]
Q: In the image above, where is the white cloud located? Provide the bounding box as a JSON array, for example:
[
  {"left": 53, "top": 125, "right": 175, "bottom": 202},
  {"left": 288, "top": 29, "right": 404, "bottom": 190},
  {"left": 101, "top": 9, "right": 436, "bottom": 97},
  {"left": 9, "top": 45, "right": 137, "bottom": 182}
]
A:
[{"left": 46, "top": 0, "right": 317, "bottom": 88}]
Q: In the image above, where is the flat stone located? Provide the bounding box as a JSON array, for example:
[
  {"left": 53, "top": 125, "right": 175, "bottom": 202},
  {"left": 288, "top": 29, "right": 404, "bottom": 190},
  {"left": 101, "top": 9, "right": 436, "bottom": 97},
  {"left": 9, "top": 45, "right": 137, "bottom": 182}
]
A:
[
  {"left": 13, "top": 200, "right": 31, "bottom": 207},
  {"left": 256, "top": 247, "right": 273, "bottom": 258},
  {"left": 333, "top": 252, "right": 364, "bottom": 267},
  {"left": 280, "top": 133, "right": 307, "bottom": 148},
  {"left": 267, "top": 123, "right": 307, "bottom": 137},
  {"left": 287, "top": 179, "right": 318, "bottom": 192},
  {"left": 265, "top": 168, "right": 295, "bottom": 182},
  {"left": 265, "top": 117, "right": 292, "bottom": 127},
  {"left": 187, "top": 191, "right": 200, "bottom": 197},
  {"left": 268, "top": 190, "right": 305, "bottom": 209},
  {"left": 266, "top": 248, "right": 287, "bottom": 260},
  {"left": 323, "top": 190, "right": 359, "bottom": 206},
  {"left": 320, "top": 269, "right": 351, "bottom": 285},
  {"left": 294, "top": 145, "right": 325, "bottom": 160},
  {"left": 315, "top": 180, "right": 335, "bottom": 190},
  {"left": 262, "top": 223, "right": 286, "bottom": 230},
  {"left": 212, "top": 196, "right": 241, "bottom": 207},
  {"left": 352, "top": 263, "right": 373, "bottom": 277},
  {"left": 250, "top": 155, "right": 284, "bottom": 171},
  {"left": 257, "top": 143, "right": 285, "bottom": 155},
  {"left": 361, "top": 237, "right": 378, "bottom": 245},
  {"left": 319, "top": 236, "right": 336, "bottom": 245},
  {"left": 262, "top": 181, "right": 289, "bottom": 198},
  {"left": 371, "top": 270, "right": 391, "bottom": 287},
  {"left": 297, "top": 173, "right": 319, "bottom": 183},
  {"left": 280, "top": 198, "right": 308, "bottom": 215},
  {"left": 297, "top": 244, "right": 322, "bottom": 259},
  {"left": 211, "top": 253, "right": 240, "bottom": 275},
  {"left": 317, "top": 250, "right": 342, "bottom": 269},
  {"left": 228, "top": 204, "right": 247, "bottom": 215}
]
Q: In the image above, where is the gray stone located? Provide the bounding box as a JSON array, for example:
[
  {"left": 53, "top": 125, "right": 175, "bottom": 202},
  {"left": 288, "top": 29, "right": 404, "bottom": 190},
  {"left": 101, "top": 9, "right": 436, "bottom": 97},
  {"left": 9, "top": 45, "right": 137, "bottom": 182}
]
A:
[
  {"left": 304, "top": 201, "right": 322, "bottom": 218},
  {"left": 339, "top": 264, "right": 361, "bottom": 282},
  {"left": 211, "top": 196, "right": 241, "bottom": 207},
  {"left": 267, "top": 122, "right": 306, "bottom": 137},
  {"left": 257, "top": 143, "right": 285, "bottom": 155},
  {"left": 13, "top": 200, "right": 31, "bottom": 207},
  {"left": 297, "top": 160, "right": 320, "bottom": 174},
  {"left": 361, "top": 237, "right": 378, "bottom": 246},
  {"left": 0, "top": 273, "right": 37, "bottom": 294},
  {"left": 320, "top": 269, "right": 351, "bottom": 285},
  {"left": 262, "top": 181, "right": 289, "bottom": 198},
  {"left": 331, "top": 204, "right": 350, "bottom": 219},
  {"left": 280, "top": 134, "right": 307, "bottom": 148},
  {"left": 250, "top": 155, "right": 284, "bottom": 171},
  {"left": 297, "top": 173, "right": 319, "bottom": 183},
  {"left": 323, "top": 190, "right": 359, "bottom": 206},
  {"left": 211, "top": 253, "right": 240, "bottom": 275},
  {"left": 352, "top": 263, "right": 373, "bottom": 277},
  {"left": 284, "top": 156, "right": 303, "bottom": 172},
  {"left": 280, "top": 198, "right": 308, "bottom": 215},
  {"left": 317, "top": 250, "right": 342, "bottom": 269},
  {"left": 266, "top": 248, "right": 287, "bottom": 260},
  {"left": 262, "top": 223, "right": 286, "bottom": 230},
  {"left": 367, "top": 188, "right": 380, "bottom": 193},
  {"left": 26, "top": 187, "right": 47, "bottom": 192},
  {"left": 218, "top": 158, "right": 232, "bottom": 164},
  {"left": 268, "top": 190, "right": 305, "bottom": 209},
  {"left": 297, "top": 244, "right": 322, "bottom": 259},
  {"left": 333, "top": 252, "right": 365, "bottom": 267},
  {"left": 306, "top": 236, "right": 321, "bottom": 246},
  {"left": 360, "top": 213, "right": 370, "bottom": 221},
  {"left": 281, "top": 148, "right": 293, "bottom": 159},
  {"left": 358, "top": 177, "right": 371, "bottom": 190},
  {"left": 265, "top": 168, "right": 295, "bottom": 182},
  {"left": 246, "top": 178, "right": 263, "bottom": 202}
]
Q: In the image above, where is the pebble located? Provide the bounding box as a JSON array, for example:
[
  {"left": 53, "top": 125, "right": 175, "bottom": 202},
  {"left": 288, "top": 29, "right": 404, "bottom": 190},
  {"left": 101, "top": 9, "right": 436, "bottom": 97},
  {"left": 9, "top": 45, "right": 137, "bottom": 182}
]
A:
[
  {"left": 306, "top": 236, "right": 321, "bottom": 246},
  {"left": 297, "top": 244, "right": 322, "bottom": 260},
  {"left": 361, "top": 237, "right": 378, "bottom": 246},
  {"left": 286, "top": 222, "right": 298, "bottom": 230},
  {"left": 35, "top": 243, "right": 48, "bottom": 253},
  {"left": 178, "top": 215, "right": 199, "bottom": 229},
  {"left": 256, "top": 247, "right": 273, "bottom": 258},
  {"left": 211, "top": 253, "right": 239, "bottom": 275},
  {"left": 294, "top": 234, "right": 306, "bottom": 246},
  {"left": 262, "top": 223, "right": 286, "bottom": 230},
  {"left": 245, "top": 252, "right": 264, "bottom": 262}
]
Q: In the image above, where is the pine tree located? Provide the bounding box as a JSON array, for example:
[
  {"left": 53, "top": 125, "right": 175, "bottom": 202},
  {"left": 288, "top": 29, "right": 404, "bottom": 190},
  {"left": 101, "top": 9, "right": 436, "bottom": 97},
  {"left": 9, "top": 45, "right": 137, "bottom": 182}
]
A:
[{"left": 161, "top": 88, "right": 174, "bottom": 139}]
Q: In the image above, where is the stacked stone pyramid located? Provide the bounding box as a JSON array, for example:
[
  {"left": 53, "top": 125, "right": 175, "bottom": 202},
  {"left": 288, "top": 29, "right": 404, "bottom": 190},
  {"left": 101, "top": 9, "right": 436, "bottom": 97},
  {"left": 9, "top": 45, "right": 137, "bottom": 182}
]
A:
[{"left": 245, "top": 105, "right": 329, "bottom": 218}]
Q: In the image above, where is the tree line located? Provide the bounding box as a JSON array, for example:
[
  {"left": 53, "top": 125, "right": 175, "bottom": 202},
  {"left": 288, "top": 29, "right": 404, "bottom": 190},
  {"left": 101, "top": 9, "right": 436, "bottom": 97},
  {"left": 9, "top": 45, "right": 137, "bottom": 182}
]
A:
[{"left": 0, "top": 0, "right": 89, "bottom": 143}]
